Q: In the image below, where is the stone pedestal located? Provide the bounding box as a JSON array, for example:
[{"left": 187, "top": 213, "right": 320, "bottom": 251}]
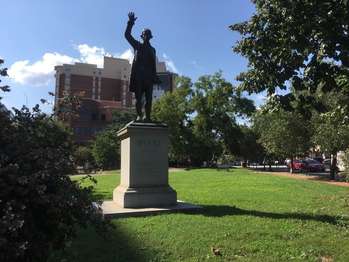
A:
[{"left": 113, "top": 122, "right": 177, "bottom": 208}]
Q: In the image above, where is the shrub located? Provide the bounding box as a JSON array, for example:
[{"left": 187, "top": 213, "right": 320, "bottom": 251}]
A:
[
  {"left": 92, "top": 125, "right": 120, "bottom": 170},
  {"left": 0, "top": 106, "right": 105, "bottom": 262},
  {"left": 0, "top": 59, "right": 106, "bottom": 262}
]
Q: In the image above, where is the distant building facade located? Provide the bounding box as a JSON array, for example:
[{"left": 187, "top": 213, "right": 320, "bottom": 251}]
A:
[{"left": 54, "top": 56, "right": 176, "bottom": 143}]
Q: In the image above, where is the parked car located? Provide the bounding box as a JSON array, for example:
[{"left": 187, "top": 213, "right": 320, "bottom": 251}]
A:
[
  {"left": 312, "top": 157, "right": 324, "bottom": 163},
  {"left": 304, "top": 159, "right": 325, "bottom": 172},
  {"left": 288, "top": 159, "right": 325, "bottom": 172},
  {"left": 288, "top": 159, "right": 307, "bottom": 172}
]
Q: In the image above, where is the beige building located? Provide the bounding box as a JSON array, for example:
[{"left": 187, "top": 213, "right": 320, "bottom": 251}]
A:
[{"left": 54, "top": 56, "right": 176, "bottom": 143}]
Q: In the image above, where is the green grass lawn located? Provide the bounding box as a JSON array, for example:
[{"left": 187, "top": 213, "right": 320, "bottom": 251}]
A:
[{"left": 52, "top": 168, "right": 349, "bottom": 261}]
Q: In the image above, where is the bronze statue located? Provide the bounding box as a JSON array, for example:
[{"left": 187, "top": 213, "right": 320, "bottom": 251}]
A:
[{"left": 125, "top": 12, "right": 159, "bottom": 122}]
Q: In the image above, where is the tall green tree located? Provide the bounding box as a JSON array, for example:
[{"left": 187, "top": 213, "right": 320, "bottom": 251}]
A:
[
  {"left": 231, "top": 0, "right": 349, "bottom": 113},
  {"left": 239, "top": 125, "right": 265, "bottom": 164},
  {"left": 191, "top": 72, "right": 255, "bottom": 165},
  {"left": 253, "top": 107, "right": 311, "bottom": 172},
  {"left": 74, "top": 145, "right": 96, "bottom": 172},
  {"left": 92, "top": 109, "right": 135, "bottom": 170},
  {"left": 153, "top": 73, "right": 255, "bottom": 167},
  {"left": 92, "top": 126, "right": 120, "bottom": 169},
  {"left": 312, "top": 107, "right": 349, "bottom": 179},
  {"left": 152, "top": 76, "right": 194, "bottom": 165}
]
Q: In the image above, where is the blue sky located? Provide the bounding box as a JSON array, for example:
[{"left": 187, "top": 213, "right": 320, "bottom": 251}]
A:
[{"left": 1, "top": 0, "right": 265, "bottom": 112}]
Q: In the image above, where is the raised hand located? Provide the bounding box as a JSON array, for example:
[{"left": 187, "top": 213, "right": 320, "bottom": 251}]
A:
[{"left": 128, "top": 12, "right": 137, "bottom": 23}]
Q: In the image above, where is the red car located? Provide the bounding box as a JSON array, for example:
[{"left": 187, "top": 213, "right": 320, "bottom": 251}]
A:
[{"left": 288, "top": 159, "right": 325, "bottom": 172}]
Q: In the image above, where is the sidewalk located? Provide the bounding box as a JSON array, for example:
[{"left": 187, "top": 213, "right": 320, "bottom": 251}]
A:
[{"left": 250, "top": 167, "right": 349, "bottom": 187}]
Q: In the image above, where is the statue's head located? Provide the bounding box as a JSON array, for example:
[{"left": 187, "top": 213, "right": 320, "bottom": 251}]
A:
[{"left": 141, "top": 28, "right": 153, "bottom": 42}]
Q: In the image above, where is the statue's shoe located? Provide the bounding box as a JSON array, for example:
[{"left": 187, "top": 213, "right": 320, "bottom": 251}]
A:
[{"left": 135, "top": 116, "right": 143, "bottom": 122}]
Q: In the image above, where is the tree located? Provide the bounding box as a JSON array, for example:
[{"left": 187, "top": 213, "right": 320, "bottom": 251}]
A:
[
  {"left": 153, "top": 73, "right": 256, "bottom": 167},
  {"left": 0, "top": 59, "right": 10, "bottom": 92},
  {"left": 152, "top": 76, "right": 194, "bottom": 165},
  {"left": 74, "top": 146, "right": 96, "bottom": 172},
  {"left": 239, "top": 125, "right": 265, "bottom": 165},
  {"left": 92, "top": 125, "right": 120, "bottom": 170},
  {"left": 191, "top": 72, "right": 255, "bottom": 165},
  {"left": 231, "top": 0, "right": 349, "bottom": 114},
  {"left": 91, "top": 109, "right": 135, "bottom": 170},
  {"left": 253, "top": 107, "right": 311, "bottom": 172},
  {"left": 0, "top": 60, "right": 106, "bottom": 262},
  {"left": 312, "top": 107, "right": 349, "bottom": 179},
  {"left": 111, "top": 109, "right": 137, "bottom": 129}
]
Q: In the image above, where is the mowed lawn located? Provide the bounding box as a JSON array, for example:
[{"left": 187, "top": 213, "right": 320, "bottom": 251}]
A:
[{"left": 53, "top": 169, "right": 349, "bottom": 261}]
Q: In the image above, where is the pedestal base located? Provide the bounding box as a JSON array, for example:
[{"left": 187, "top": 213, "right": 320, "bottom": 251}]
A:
[
  {"left": 113, "top": 185, "right": 177, "bottom": 208},
  {"left": 101, "top": 200, "right": 202, "bottom": 218},
  {"left": 113, "top": 122, "right": 177, "bottom": 208}
]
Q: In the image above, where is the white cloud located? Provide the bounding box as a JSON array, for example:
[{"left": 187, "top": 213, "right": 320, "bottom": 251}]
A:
[
  {"left": 75, "top": 44, "right": 110, "bottom": 68},
  {"left": 8, "top": 44, "right": 131, "bottom": 86},
  {"left": 8, "top": 52, "right": 77, "bottom": 86},
  {"left": 8, "top": 44, "right": 178, "bottom": 86},
  {"left": 162, "top": 53, "right": 179, "bottom": 74},
  {"left": 118, "top": 49, "right": 134, "bottom": 63}
]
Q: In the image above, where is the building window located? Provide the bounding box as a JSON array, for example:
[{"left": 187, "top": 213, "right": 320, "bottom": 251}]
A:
[{"left": 101, "top": 114, "right": 106, "bottom": 121}]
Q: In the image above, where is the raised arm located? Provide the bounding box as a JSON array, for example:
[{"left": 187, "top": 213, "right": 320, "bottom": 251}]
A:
[{"left": 125, "top": 12, "right": 140, "bottom": 50}]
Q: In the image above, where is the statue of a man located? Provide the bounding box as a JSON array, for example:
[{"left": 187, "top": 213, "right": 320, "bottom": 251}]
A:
[{"left": 125, "top": 12, "right": 159, "bottom": 122}]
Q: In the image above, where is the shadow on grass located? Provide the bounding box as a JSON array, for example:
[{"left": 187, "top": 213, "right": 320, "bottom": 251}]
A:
[
  {"left": 189, "top": 205, "right": 348, "bottom": 226},
  {"left": 249, "top": 166, "right": 331, "bottom": 177},
  {"left": 184, "top": 167, "right": 237, "bottom": 172},
  {"left": 49, "top": 223, "right": 151, "bottom": 262},
  {"left": 248, "top": 167, "right": 290, "bottom": 172}
]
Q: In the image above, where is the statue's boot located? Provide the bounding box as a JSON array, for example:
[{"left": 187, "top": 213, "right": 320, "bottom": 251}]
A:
[
  {"left": 144, "top": 98, "right": 152, "bottom": 122},
  {"left": 144, "top": 108, "right": 151, "bottom": 122},
  {"left": 135, "top": 102, "right": 143, "bottom": 122}
]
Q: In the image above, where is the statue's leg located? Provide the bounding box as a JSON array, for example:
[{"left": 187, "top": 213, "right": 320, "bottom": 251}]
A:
[
  {"left": 135, "top": 87, "right": 143, "bottom": 121},
  {"left": 144, "top": 84, "right": 153, "bottom": 122}
]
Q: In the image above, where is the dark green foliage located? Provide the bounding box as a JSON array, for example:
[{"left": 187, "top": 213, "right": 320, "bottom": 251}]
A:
[
  {"left": 153, "top": 73, "right": 256, "bottom": 166},
  {"left": 111, "top": 109, "right": 137, "bottom": 128},
  {"left": 152, "top": 77, "right": 194, "bottom": 166},
  {"left": 0, "top": 60, "right": 105, "bottom": 262},
  {"left": 92, "top": 109, "right": 135, "bottom": 170},
  {"left": 312, "top": 110, "right": 349, "bottom": 156},
  {"left": 0, "top": 107, "right": 104, "bottom": 262},
  {"left": 191, "top": 72, "right": 255, "bottom": 164},
  {"left": 0, "top": 59, "right": 10, "bottom": 92},
  {"left": 311, "top": 107, "right": 349, "bottom": 179},
  {"left": 239, "top": 125, "right": 265, "bottom": 163},
  {"left": 74, "top": 146, "right": 96, "bottom": 172},
  {"left": 231, "top": 0, "right": 349, "bottom": 112},
  {"left": 253, "top": 108, "right": 311, "bottom": 161},
  {"left": 92, "top": 125, "right": 120, "bottom": 170}
]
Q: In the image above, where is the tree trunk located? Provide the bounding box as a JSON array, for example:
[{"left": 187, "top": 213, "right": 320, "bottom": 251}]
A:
[
  {"left": 290, "top": 156, "right": 294, "bottom": 174},
  {"left": 330, "top": 153, "right": 337, "bottom": 180}
]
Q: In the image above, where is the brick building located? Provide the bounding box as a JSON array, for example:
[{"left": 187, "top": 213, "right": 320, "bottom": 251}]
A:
[{"left": 54, "top": 56, "right": 176, "bottom": 144}]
